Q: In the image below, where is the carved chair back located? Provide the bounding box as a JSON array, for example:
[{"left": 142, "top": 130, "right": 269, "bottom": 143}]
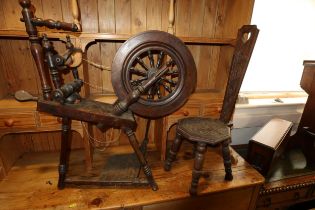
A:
[{"left": 219, "top": 25, "right": 259, "bottom": 124}]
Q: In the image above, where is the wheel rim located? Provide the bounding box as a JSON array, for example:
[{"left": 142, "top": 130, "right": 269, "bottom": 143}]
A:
[{"left": 112, "top": 30, "right": 197, "bottom": 118}]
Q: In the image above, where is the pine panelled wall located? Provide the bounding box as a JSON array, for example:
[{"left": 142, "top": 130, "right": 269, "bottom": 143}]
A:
[{"left": 0, "top": 0, "right": 254, "bottom": 164}]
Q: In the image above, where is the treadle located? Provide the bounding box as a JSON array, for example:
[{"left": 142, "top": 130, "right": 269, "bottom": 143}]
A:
[{"left": 64, "top": 151, "right": 152, "bottom": 188}]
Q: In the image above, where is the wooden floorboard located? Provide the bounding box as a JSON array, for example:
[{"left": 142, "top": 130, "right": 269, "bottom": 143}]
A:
[{"left": 0, "top": 143, "right": 264, "bottom": 210}]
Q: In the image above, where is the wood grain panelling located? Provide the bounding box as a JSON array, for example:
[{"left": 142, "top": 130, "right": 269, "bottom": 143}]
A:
[
  {"left": 131, "top": 0, "right": 147, "bottom": 34},
  {"left": 0, "top": 0, "right": 255, "bottom": 154},
  {"left": 0, "top": 40, "right": 40, "bottom": 95},
  {"left": 202, "top": 0, "right": 220, "bottom": 90},
  {"left": 189, "top": 0, "right": 204, "bottom": 89},
  {"left": 98, "top": 0, "right": 116, "bottom": 93},
  {"left": 115, "top": 0, "right": 131, "bottom": 34},
  {"left": 0, "top": 40, "right": 9, "bottom": 98},
  {"left": 100, "top": 42, "right": 115, "bottom": 93},
  {"left": 175, "top": 0, "right": 191, "bottom": 37},
  {"left": 79, "top": 0, "right": 99, "bottom": 33},
  {"left": 42, "top": 0, "right": 63, "bottom": 22},
  {"left": 86, "top": 43, "right": 102, "bottom": 94},
  {"left": 60, "top": 0, "right": 72, "bottom": 23},
  {"left": 0, "top": 3, "right": 7, "bottom": 29},
  {"left": 98, "top": 0, "right": 116, "bottom": 33},
  {"left": 146, "top": 0, "right": 162, "bottom": 30},
  {"left": 2, "top": 1, "right": 24, "bottom": 29}
]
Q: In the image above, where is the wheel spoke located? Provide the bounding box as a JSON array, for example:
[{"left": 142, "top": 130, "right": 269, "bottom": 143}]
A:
[
  {"left": 130, "top": 50, "right": 180, "bottom": 102},
  {"left": 130, "top": 67, "right": 147, "bottom": 77},
  {"left": 156, "top": 51, "right": 165, "bottom": 68},
  {"left": 165, "top": 68, "right": 179, "bottom": 76},
  {"left": 157, "top": 89, "right": 162, "bottom": 99},
  {"left": 147, "top": 87, "right": 155, "bottom": 99},
  {"left": 160, "top": 82, "right": 172, "bottom": 93},
  {"left": 148, "top": 50, "right": 154, "bottom": 68},
  {"left": 136, "top": 57, "right": 149, "bottom": 71},
  {"left": 162, "top": 77, "right": 177, "bottom": 86},
  {"left": 130, "top": 77, "right": 147, "bottom": 86}
]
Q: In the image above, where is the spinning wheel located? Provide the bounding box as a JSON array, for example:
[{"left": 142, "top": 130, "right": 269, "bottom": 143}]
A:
[
  {"left": 19, "top": 0, "right": 197, "bottom": 190},
  {"left": 112, "top": 30, "right": 197, "bottom": 118}
]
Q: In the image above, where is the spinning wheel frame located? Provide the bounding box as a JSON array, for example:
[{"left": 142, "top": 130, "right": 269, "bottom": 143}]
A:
[{"left": 112, "top": 30, "right": 197, "bottom": 118}]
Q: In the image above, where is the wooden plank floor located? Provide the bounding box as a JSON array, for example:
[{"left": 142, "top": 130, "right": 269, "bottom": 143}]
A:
[{"left": 0, "top": 144, "right": 264, "bottom": 210}]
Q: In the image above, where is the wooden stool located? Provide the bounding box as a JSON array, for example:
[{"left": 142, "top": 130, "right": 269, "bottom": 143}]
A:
[
  {"left": 164, "top": 117, "right": 233, "bottom": 195},
  {"left": 163, "top": 25, "right": 260, "bottom": 195}
]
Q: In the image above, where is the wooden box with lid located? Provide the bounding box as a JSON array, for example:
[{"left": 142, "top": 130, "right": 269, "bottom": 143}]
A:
[{"left": 247, "top": 118, "right": 293, "bottom": 177}]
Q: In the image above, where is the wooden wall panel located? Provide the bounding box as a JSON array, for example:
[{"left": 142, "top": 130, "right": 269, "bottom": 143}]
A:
[
  {"left": 146, "top": 0, "right": 162, "bottom": 30},
  {"left": 0, "top": 3, "right": 7, "bottom": 29},
  {"left": 175, "top": 0, "right": 191, "bottom": 37},
  {"left": 98, "top": 0, "right": 116, "bottom": 33},
  {"left": 100, "top": 43, "right": 115, "bottom": 93},
  {"left": 115, "top": 0, "right": 131, "bottom": 34},
  {"left": 0, "top": 40, "right": 40, "bottom": 95},
  {"left": 79, "top": 0, "right": 99, "bottom": 33},
  {"left": 0, "top": 40, "right": 9, "bottom": 98},
  {"left": 201, "top": 0, "right": 220, "bottom": 90},
  {"left": 86, "top": 43, "right": 103, "bottom": 94},
  {"left": 60, "top": 0, "right": 73, "bottom": 23},
  {"left": 99, "top": 0, "right": 116, "bottom": 93},
  {"left": 189, "top": 0, "right": 204, "bottom": 89},
  {"left": 0, "top": 0, "right": 255, "bottom": 152},
  {"left": 2, "top": 1, "right": 24, "bottom": 29},
  {"left": 42, "top": 0, "right": 63, "bottom": 22},
  {"left": 131, "top": 0, "right": 147, "bottom": 34}
]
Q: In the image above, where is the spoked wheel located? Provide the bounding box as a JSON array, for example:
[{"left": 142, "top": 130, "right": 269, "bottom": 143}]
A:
[{"left": 111, "top": 30, "right": 197, "bottom": 118}]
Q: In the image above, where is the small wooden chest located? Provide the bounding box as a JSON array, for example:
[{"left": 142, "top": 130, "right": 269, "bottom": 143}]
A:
[{"left": 247, "top": 118, "right": 293, "bottom": 177}]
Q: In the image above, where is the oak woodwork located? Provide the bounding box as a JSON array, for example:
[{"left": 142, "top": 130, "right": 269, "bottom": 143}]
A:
[
  {"left": 0, "top": 146, "right": 264, "bottom": 210},
  {"left": 0, "top": 0, "right": 255, "bottom": 172}
]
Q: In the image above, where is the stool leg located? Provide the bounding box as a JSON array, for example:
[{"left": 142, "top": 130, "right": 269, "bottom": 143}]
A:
[
  {"left": 222, "top": 140, "right": 233, "bottom": 181},
  {"left": 189, "top": 142, "right": 207, "bottom": 195},
  {"left": 58, "top": 117, "right": 71, "bottom": 189},
  {"left": 164, "top": 134, "right": 183, "bottom": 171},
  {"left": 124, "top": 128, "right": 158, "bottom": 191}
]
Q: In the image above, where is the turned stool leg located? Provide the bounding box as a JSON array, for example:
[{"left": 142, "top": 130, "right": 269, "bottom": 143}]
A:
[
  {"left": 58, "top": 117, "right": 71, "bottom": 189},
  {"left": 164, "top": 134, "right": 183, "bottom": 171},
  {"left": 189, "top": 142, "right": 207, "bottom": 195},
  {"left": 123, "top": 128, "right": 158, "bottom": 191},
  {"left": 222, "top": 140, "right": 233, "bottom": 181}
]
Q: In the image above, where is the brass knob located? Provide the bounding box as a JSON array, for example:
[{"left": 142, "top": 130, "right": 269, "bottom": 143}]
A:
[
  {"left": 183, "top": 111, "right": 189, "bottom": 116},
  {"left": 4, "top": 119, "right": 15, "bottom": 127}
]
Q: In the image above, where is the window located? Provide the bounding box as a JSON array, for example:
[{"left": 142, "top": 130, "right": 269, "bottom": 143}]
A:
[{"left": 241, "top": 0, "right": 315, "bottom": 92}]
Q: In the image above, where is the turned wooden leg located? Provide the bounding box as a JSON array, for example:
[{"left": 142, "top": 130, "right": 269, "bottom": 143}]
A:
[
  {"left": 189, "top": 142, "right": 207, "bottom": 195},
  {"left": 124, "top": 128, "right": 158, "bottom": 191},
  {"left": 164, "top": 133, "right": 183, "bottom": 171},
  {"left": 58, "top": 117, "right": 71, "bottom": 189},
  {"left": 222, "top": 140, "right": 233, "bottom": 181}
]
